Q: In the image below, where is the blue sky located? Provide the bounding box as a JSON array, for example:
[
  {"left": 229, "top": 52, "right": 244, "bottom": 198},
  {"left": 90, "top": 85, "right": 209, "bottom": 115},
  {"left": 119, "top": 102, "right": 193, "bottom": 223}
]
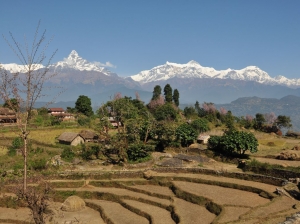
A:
[{"left": 0, "top": 0, "right": 300, "bottom": 78}]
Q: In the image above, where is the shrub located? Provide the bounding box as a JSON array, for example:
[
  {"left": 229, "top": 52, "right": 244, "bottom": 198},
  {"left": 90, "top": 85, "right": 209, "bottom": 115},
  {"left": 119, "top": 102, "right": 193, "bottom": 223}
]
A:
[
  {"left": 29, "top": 158, "right": 47, "bottom": 171},
  {"left": 191, "top": 118, "right": 210, "bottom": 134},
  {"left": 8, "top": 137, "right": 23, "bottom": 156},
  {"left": 61, "top": 147, "right": 75, "bottom": 162},
  {"left": 81, "top": 145, "right": 101, "bottom": 160},
  {"left": 169, "top": 141, "right": 181, "bottom": 148},
  {"left": 175, "top": 123, "right": 197, "bottom": 147},
  {"left": 127, "top": 143, "right": 154, "bottom": 161},
  {"left": 78, "top": 116, "right": 91, "bottom": 126}
]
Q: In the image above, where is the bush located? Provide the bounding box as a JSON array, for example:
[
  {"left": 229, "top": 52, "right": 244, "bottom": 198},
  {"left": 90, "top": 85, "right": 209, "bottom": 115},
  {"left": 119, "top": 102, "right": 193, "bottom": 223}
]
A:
[
  {"left": 81, "top": 145, "right": 101, "bottom": 160},
  {"left": 154, "top": 103, "right": 177, "bottom": 121},
  {"left": 169, "top": 141, "right": 181, "bottom": 148},
  {"left": 61, "top": 147, "right": 75, "bottom": 162},
  {"left": 207, "top": 135, "right": 221, "bottom": 150},
  {"left": 78, "top": 116, "right": 91, "bottom": 126},
  {"left": 29, "top": 158, "right": 47, "bottom": 170},
  {"left": 127, "top": 143, "right": 154, "bottom": 161},
  {"left": 8, "top": 137, "right": 23, "bottom": 156},
  {"left": 175, "top": 123, "right": 197, "bottom": 147},
  {"left": 191, "top": 118, "right": 210, "bottom": 134}
]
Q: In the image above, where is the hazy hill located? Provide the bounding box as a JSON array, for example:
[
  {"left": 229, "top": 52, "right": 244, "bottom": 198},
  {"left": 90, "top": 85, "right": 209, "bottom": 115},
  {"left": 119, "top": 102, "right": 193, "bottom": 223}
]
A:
[{"left": 217, "top": 95, "right": 300, "bottom": 131}]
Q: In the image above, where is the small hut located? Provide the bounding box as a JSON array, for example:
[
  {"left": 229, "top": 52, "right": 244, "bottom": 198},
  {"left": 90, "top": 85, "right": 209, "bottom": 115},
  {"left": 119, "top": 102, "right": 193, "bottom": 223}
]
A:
[
  {"left": 79, "top": 130, "right": 98, "bottom": 142},
  {"left": 197, "top": 134, "right": 210, "bottom": 144},
  {"left": 0, "top": 108, "right": 17, "bottom": 123},
  {"left": 57, "top": 132, "right": 84, "bottom": 146}
]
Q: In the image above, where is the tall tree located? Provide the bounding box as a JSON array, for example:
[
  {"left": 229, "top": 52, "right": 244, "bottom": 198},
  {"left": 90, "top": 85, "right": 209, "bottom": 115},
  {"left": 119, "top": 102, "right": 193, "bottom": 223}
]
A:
[
  {"left": 254, "top": 113, "right": 265, "bottom": 130},
  {"left": 276, "top": 115, "right": 292, "bottom": 129},
  {"left": 75, "top": 95, "right": 94, "bottom": 116},
  {"left": 152, "top": 85, "right": 162, "bottom": 100},
  {"left": 164, "top": 84, "right": 172, "bottom": 103},
  {"left": 173, "top": 89, "right": 180, "bottom": 106},
  {"left": 0, "top": 21, "right": 58, "bottom": 192}
]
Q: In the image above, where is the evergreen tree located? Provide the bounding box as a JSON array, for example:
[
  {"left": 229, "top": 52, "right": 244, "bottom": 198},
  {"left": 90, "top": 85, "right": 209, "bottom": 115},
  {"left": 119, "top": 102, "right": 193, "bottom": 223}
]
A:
[
  {"left": 152, "top": 85, "right": 162, "bottom": 100},
  {"left": 195, "top": 101, "right": 200, "bottom": 111},
  {"left": 75, "top": 95, "right": 94, "bottom": 116},
  {"left": 164, "top": 84, "right": 173, "bottom": 103},
  {"left": 173, "top": 89, "right": 180, "bottom": 106}
]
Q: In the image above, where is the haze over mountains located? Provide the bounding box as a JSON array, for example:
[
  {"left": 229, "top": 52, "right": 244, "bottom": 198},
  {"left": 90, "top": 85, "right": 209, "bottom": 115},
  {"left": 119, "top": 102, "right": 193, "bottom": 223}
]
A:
[{"left": 2, "top": 50, "right": 300, "bottom": 106}]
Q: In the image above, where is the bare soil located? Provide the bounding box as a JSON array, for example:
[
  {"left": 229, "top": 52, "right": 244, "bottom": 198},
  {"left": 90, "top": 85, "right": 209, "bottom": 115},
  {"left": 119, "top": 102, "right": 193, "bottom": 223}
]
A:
[
  {"left": 254, "top": 157, "right": 300, "bottom": 167},
  {"left": 242, "top": 196, "right": 297, "bottom": 219},
  {"left": 218, "top": 206, "right": 250, "bottom": 223},
  {"left": 153, "top": 173, "right": 277, "bottom": 193},
  {"left": 128, "top": 185, "right": 175, "bottom": 197},
  {"left": 123, "top": 199, "right": 174, "bottom": 224},
  {"left": 172, "top": 181, "right": 270, "bottom": 207},
  {"left": 173, "top": 198, "right": 216, "bottom": 224},
  {"left": 86, "top": 199, "right": 148, "bottom": 224},
  {"left": 56, "top": 186, "right": 171, "bottom": 206}
]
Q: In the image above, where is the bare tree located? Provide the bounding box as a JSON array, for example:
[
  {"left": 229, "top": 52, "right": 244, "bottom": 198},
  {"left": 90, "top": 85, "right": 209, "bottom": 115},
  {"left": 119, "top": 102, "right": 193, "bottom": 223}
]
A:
[
  {"left": 0, "top": 21, "right": 59, "bottom": 192},
  {"left": 13, "top": 179, "right": 52, "bottom": 224}
]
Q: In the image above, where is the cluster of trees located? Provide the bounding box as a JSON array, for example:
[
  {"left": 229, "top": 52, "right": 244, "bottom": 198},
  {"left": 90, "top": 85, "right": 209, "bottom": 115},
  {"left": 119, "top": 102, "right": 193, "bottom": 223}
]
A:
[
  {"left": 95, "top": 85, "right": 210, "bottom": 162},
  {"left": 227, "top": 112, "right": 292, "bottom": 138}
]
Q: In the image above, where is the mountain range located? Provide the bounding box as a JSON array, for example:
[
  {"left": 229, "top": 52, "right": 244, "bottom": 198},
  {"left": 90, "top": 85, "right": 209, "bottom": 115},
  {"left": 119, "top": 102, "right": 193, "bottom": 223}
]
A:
[{"left": 1, "top": 50, "right": 300, "bottom": 105}]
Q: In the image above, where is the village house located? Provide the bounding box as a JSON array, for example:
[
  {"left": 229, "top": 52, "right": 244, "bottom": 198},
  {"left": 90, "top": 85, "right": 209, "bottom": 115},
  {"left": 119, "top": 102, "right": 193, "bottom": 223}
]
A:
[
  {"left": 57, "top": 132, "right": 84, "bottom": 146},
  {"left": 0, "top": 107, "right": 17, "bottom": 124},
  {"left": 197, "top": 134, "right": 210, "bottom": 144},
  {"left": 108, "top": 117, "right": 122, "bottom": 128},
  {"left": 79, "top": 130, "right": 98, "bottom": 142},
  {"left": 48, "top": 108, "right": 65, "bottom": 115},
  {"left": 48, "top": 108, "right": 75, "bottom": 121},
  {"left": 100, "top": 116, "right": 122, "bottom": 128}
]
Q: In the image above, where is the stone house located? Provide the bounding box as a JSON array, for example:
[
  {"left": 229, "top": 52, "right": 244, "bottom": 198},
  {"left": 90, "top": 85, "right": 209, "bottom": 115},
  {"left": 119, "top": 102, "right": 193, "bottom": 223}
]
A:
[
  {"left": 79, "top": 130, "right": 98, "bottom": 142},
  {"left": 57, "top": 132, "right": 84, "bottom": 146},
  {"left": 197, "top": 134, "right": 210, "bottom": 144}
]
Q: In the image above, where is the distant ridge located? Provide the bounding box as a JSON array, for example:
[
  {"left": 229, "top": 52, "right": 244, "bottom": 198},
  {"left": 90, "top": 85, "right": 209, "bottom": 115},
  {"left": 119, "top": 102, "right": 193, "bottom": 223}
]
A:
[
  {"left": 217, "top": 95, "right": 300, "bottom": 131},
  {"left": 131, "top": 61, "right": 300, "bottom": 87}
]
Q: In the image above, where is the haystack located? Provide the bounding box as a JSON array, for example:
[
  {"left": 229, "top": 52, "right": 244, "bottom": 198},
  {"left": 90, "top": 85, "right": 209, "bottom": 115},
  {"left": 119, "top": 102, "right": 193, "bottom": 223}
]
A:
[{"left": 61, "top": 195, "right": 85, "bottom": 212}]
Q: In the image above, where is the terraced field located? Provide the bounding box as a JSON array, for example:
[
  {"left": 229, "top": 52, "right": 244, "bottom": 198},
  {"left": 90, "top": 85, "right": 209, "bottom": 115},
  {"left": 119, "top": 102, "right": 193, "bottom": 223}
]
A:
[{"left": 1, "top": 171, "right": 299, "bottom": 224}]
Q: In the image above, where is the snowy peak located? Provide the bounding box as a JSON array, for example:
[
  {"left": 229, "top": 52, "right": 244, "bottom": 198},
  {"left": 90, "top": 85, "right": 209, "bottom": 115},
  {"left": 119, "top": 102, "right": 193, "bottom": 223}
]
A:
[
  {"left": 130, "top": 61, "right": 300, "bottom": 87},
  {"left": 69, "top": 50, "right": 79, "bottom": 57},
  {"left": 1, "top": 50, "right": 114, "bottom": 76},
  {"left": 51, "top": 50, "right": 111, "bottom": 75}
]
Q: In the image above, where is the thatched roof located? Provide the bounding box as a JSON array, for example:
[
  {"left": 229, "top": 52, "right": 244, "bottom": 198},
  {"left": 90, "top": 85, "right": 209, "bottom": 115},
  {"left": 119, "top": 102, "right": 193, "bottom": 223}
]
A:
[
  {"left": 197, "top": 134, "right": 210, "bottom": 140},
  {"left": 58, "top": 132, "right": 79, "bottom": 142},
  {"left": 0, "top": 107, "right": 16, "bottom": 115},
  {"left": 79, "top": 130, "right": 98, "bottom": 139}
]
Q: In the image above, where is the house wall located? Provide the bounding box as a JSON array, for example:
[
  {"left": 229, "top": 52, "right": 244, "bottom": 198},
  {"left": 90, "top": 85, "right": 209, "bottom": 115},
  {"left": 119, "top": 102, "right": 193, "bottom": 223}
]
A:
[{"left": 71, "top": 136, "right": 84, "bottom": 146}]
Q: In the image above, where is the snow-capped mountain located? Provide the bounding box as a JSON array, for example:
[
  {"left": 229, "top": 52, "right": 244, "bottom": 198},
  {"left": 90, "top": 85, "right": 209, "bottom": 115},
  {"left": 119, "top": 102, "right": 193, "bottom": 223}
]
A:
[
  {"left": 1, "top": 50, "right": 114, "bottom": 76},
  {"left": 131, "top": 61, "right": 300, "bottom": 87},
  {"left": 1, "top": 63, "right": 44, "bottom": 73},
  {"left": 49, "top": 50, "right": 113, "bottom": 76}
]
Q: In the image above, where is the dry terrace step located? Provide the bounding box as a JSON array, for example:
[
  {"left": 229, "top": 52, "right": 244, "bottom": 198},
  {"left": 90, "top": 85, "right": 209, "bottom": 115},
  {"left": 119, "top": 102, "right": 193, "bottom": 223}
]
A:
[
  {"left": 55, "top": 186, "right": 171, "bottom": 206},
  {"left": 152, "top": 172, "right": 279, "bottom": 194},
  {"left": 123, "top": 199, "right": 175, "bottom": 224},
  {"left": 85, "top": 199, "right": 148, "bottom": 224}
]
